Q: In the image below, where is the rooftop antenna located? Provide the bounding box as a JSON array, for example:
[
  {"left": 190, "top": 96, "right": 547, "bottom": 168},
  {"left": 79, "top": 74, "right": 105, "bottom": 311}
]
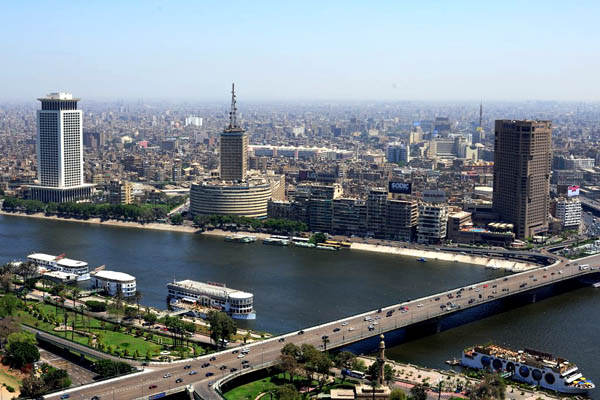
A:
[
  {"left": 228, "top": 83, "right": 238, "bottom": 130},
  {"left": 479, "top": 101, "right": 483, "bottom": 128}
]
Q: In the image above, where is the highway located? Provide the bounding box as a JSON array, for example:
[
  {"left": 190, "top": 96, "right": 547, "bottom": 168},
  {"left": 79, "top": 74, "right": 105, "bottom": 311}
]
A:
[{"left": 45, "top": 252, "right": 600, "bottom": 400}]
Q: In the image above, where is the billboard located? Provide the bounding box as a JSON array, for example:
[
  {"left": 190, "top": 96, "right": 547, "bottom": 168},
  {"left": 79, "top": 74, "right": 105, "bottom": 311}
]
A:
[
  {"left": 389, "top": 181, "right": 412, "bottom": 194},
  {"left": 568, "top": 185, "right": 580, "bottom": 197}
]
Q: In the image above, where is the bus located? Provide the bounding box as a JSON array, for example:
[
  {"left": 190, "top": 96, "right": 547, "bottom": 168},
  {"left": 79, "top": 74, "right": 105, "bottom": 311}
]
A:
[{"left": 341, "top": 369, "right": 366, "bottom": 379}]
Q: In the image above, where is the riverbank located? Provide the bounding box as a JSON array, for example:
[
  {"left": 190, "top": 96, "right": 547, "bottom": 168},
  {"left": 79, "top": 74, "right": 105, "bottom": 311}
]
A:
[
  {"left": 0, "top": 210, "right": 534, "bottom": 271},
  {"left": 351, "top": 242, "right": 537, "bottom": 271}
]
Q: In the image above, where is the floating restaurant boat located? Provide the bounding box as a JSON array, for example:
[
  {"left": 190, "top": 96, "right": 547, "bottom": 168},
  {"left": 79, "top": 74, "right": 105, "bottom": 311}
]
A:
[
  {"left": 262, "top": 238, "right": 290, "bottom": 246},
  {"left": 294, "top": 241, "right": 316, "bottom": 248},
  {"left": 417, "top": 257, "right": 427, "bottom": 262},
  {"left": 224, "top": 235, "right": 256, "bottom": 243},
  {"left": 462, "top": 344, "right": 595, "bottom": 394},
  {"left": 27, "top": 253, "right": 90, "bottom": 281},
  {"left": 316, "top": 244, "right": 339, "bottom": 251}
]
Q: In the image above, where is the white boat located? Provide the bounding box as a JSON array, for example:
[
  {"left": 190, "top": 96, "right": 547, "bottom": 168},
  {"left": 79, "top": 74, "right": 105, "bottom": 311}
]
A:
[
  {"left": 262, "top": 238, "right": 290, "bottom": 246},
  {"left": 294, "top": 241, "right": 316, "bottom": 248},
  {"left": 593, "top": 282, "right": 600, "bottom": 288},
  {"left": 28, "top": 253, "right": 90, "bottom": 281},
  {"left": 462, "top": 344, "right": 595, "bottom": 394}
]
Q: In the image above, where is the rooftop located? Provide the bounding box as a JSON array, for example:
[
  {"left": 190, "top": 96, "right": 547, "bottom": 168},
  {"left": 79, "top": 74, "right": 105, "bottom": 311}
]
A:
[{"left": 92, "top": 270, "right": 135, "bottom": 282}]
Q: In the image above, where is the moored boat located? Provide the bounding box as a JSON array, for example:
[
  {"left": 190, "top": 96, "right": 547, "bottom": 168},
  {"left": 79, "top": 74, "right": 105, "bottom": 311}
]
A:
[{"left": 462, "top": 344, "right": 595, "bottom": 394}]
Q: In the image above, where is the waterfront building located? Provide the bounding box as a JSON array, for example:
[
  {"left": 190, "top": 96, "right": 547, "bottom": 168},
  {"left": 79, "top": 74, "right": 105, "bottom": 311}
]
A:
[
  {"left": 90, "top": 270, "right": 136, "bottom": 297},
  {"left": 220, "top": 84, "right": 248, "bottom": 182},
  {"left": 108, "top": 180, "right": 132, "bottom": 205},
  {"left": 386, "top": 198, "right": 418, "bottom": 242},
  {"left": 552, "top": 197, "right": 582, "bottom": 230},
  {"left": 295, "top": 183, "right": 343, "bottom": 232},
  {"left": 367, "top": 188, "right": 388, "bottom": 237},
  {"left": 190, "top": 178, "right": 272, "bottom": 218},
  {"left": 417, "top": 203, "right": 448, "bottom": 244},
  {"left": 332, "top": 198, "right": 367, "bottom": 236},
  {"left": 26, "top": 93, "right": 93, "bottom": 202},
  {"left": 493, "top": 120, "right": 552, "bottom": 239},
  {"left": 167, "top": 280, "right": 255, "bottom": 320},
  {"left": 447, "top": 211, "right": 514, "bottom": 246},
  {"left": 27, "top": 253, "right": 90, "bottom": 281}
]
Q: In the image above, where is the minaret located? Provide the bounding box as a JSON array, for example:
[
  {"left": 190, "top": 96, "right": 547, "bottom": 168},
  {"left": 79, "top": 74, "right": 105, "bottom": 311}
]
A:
[{"left": 377, "top": 334, "right": 385, "bottom": 386}]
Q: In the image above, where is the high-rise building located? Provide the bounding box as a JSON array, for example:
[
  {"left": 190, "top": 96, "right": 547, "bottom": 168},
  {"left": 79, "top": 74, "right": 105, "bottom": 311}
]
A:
[
  {"left": 220, "top": 84, "right": 248, "bottom": 182},
  {"left": 27, "top": 93, "right": 93, "bottom": 202},
  {"left": 386, "top": 198, "right": 418, "bottom": 242},
  {"left": 108, "top": 180, "right": 132, "bottom": 205},
  {"left": 386, "top": 142, "right": 410, "bottom": 164},
  {"left": 417, "top": 203, "right": 448, "bottom": 244},
  {"left": 492, "top": 120, "right": 552, "bottom": 238},
  {"left": 552, "top": 197, "right": 581, "bottom": 230}
]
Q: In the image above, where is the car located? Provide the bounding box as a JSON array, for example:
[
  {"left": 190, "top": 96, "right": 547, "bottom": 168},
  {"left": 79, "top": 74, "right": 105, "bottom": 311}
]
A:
[
  {"left": 468, "top": 299, "right": 475, "bottom": 304},
  {"left": 434, "top": 297, "right": 440, "bottom": 301},
  {"left": 558, "top": 270, "right": 563, "bottom": 274},
  {"left": 440, "top": 304, "right": 446, "bottom": 309},
  {"left": 333, "top": 328, "right": 340, "bottom": 332},
  {"left": 341, "top": 322, "right": 348, "bottom": 326},
  {"left": 377, "top": 308, "right": 382, "bottom": 313},
  {"left": 520, "top": 283, "right": 527, "bottom": 288},
  {"left": 206, "top": 372, "right": 214, "bottom": 377},
  {"left": 475, "top": 288, "right": 481, "bottom": 292},
  {"left": 91, "top": 397, "right": 100, "bottom": 400},
  {"left": 401, "top": 309, "right": 408, "bottom": 313},
  {"left": 149, "top": 385, "right": 157, "bottom": 389},
  {"left": 447, "top": 294, "right": 454, "bottom": 299},
  {"left": 322, "top": 335, "right": 329, "bottom": 340},
  {"left": 219, "top": 365, "right": 227, "bottom": 370},
  {"left": 278, "top": 337, "right": 285, "bottom": 342},
  {"left": 241, "top": 360, "right": 249, "bottom": 365},
  {"left": 368, "top": 325, "right": 375, "bottom": 331},
  {"left": 503, "top": 277, "right": 509, "bottom": 281},
  {"left": 141, "top": 362, "right": 149, "bottom": 366},
  {"left": 242, "top": 364, "right": 251, "bottom": 369},
  {"left": 298, "top": 330, "right": 304, "bottom": 335},
  {"left": 61, "top": 395, "right": 70, "bottom": 400},
  {"left": 209, "top": 356, "right": 216, "bottom": 361},
  {"left": 348, "top": 327, "right": 355, "bottom": 331},
  {"left": 201, "top": 363, "right": 210, "bottom": 368},
  {"left": 373, "top": 321, "right": 378, "bottom": 325},
  {"left": 502, "top": 288, "right": 508, "bottom": 292},
  {"left": 175, "top": 378, "right": 184, "bottom": 383},
  {"left": 492, "top": 284, "right": 497, "bottom": 288},
  {"left": 163, "top": 373, "right": 172, "bottom": 378},
  {"left": 533, "top": 278, "right": 538, "bottom": 282},
  {"left": 184, "top": 364, "right": 191, "bottom": 369},
  {"left": 232, "top": 350, "right": 239, "bottom": 354},
  {"left": 482, "top": 284, "right": 489, "bottom": 288},
  {"left": 208, "top": 381, "right": 215, "bottom": 387},
  {"left": 189, "top": 371, "right": 198, "bottom": 375},
  {"left": 230, "top": 368, "right": 238, "bottom": 373},
  {"left": 551, "top": 272, "right": 556, "bottom": 276},
  {"left": 237, "top": 354, "right": 245, "bottom": 358},
  {"left": 543, "top": 275, "right": 547, "bottom": 278},
  {"left": 417, "top": 303, "right": 423, "bottom": 307}
]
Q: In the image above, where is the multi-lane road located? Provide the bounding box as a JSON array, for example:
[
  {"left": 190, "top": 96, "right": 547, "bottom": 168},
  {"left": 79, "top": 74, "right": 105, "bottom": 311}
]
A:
[{"left": 45, "top": 253, "right": 600, "bottom": 400}]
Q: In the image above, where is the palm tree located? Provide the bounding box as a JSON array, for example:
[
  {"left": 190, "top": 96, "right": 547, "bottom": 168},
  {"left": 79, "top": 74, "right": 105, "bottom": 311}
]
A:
[{"left": 134, "top": 290, "right": 142, "bottom": 321}]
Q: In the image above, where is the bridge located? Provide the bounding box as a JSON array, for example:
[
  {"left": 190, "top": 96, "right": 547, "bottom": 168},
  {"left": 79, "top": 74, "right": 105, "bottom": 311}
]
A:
[{"left": 44, "top": 251, "right": 600, "bottom": 400}]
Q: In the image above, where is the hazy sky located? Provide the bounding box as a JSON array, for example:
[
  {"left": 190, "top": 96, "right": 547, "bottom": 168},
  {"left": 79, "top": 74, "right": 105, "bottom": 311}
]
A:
[{"left": 2, "top": 1, "right": 599, "bottom": 101}]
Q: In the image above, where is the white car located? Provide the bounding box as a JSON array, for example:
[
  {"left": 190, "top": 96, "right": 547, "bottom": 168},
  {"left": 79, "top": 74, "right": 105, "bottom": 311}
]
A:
[
  {"left": 364, "top": 317, "right": 371, "bottom": 321},
  {"left": 341, "top": 322, "right": 348, "bottom": 326},
  {"left": 163, "top": 373, "right": 172, "bottom": 378},
  {"left": 348, "top": 327, "right": 355, "bottom": 331},
  {"left": 373, "top": 321, "right": 379, "bottom": 325},
  {"left": 417, "top": 303, "right": 423, "bottom": 308},
  {"left": 237, "top": 354, "right": 245, "bottom": 359}
]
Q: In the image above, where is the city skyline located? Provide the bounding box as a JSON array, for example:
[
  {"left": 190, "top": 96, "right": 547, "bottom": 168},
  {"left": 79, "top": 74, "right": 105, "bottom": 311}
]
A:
[{"left": 2, "top": 1, "right": 600, "bottom": 101}]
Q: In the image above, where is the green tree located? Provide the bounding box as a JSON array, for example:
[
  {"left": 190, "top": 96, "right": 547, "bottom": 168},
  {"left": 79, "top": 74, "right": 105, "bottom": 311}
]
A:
[
  {"left": 0, "top": 294, "right": 18, "bottom": 316},
  {"left": 5, "top": 341, "right": 40, "bottom": 368},
  {"left": 41, "top": 365, "right": 71, "bottom": 391},
  {"left": 207, "top": 311, "right": 237, "bottom": 347},
  {"left": 389, "top": 389, "right": 408, "bottom": 400},
  {"left": 334, "top": 351, "right": 356, "bottom": 369},
  {"left": 384, "top": 363, "right": 394, "bottom": 385},
  {"left": 170, "top": 213, "right": 183, "bottom": 225},
  {"left": 275, "top": 384, "right": 300, "bottom": 400},
  {"left": 143, "top": 312, "right": 157, "bottom": 324},
  {"left": 309, "top": 232, "right": 327, "bottom": 244},
  {"left": 93, "top": 360, "right": 133, "bottom": 378},
  {"left": 20, "top": 375, "right": 46, "bottom": 398},
  {"left": 410, "top": 384, "right": 428, "bottom": 400},
  {"left": 468, "top": 373, "right": 506, "bottom": 400},
  {"left": 277, "top": 354, "right": 298, "bottom": 383}
]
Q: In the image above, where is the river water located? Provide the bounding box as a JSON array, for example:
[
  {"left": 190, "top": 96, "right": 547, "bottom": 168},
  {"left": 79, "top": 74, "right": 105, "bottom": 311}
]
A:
[{"left": 1, "top": 215, "right": 598, "bottom": 397}]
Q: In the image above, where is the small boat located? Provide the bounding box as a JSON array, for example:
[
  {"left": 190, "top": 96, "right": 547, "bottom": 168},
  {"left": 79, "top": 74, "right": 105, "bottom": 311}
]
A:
[
  {"left": 417, "top": 257, "right": 427, "bottom": 262},
  {"left": 317, "top": 244, "right": 339, "bottom": 251},
  {"left": 593, "top": 282, "right": 600, "bottom": 288},
  {"left": 445, "top": 358, "right": 461, "bottom": 366},
  {"left": 294, "top": 242, "right": 316, "bottom": 248},
  {"left": 263, "top": 238, "right": 290, "bottom": 246},
  {"left": 225, "top": 235, "right": 256, "bottom": 243}
]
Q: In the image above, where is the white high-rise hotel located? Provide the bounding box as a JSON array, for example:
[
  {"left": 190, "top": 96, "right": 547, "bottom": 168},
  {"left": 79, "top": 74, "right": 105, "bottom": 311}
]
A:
[{"left": 27, "top": 93, "right": 93, "bottom": 202}]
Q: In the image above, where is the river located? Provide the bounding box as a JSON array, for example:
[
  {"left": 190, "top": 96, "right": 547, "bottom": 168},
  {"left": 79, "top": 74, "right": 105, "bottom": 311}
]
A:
[{"left": 1, "top": 214, "right": 598, "bottom": 397}]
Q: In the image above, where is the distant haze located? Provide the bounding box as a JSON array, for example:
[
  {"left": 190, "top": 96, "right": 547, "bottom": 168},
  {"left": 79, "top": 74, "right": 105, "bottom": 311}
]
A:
[{"left": 2, "top": 1, "right": 599, "bottom": 101}]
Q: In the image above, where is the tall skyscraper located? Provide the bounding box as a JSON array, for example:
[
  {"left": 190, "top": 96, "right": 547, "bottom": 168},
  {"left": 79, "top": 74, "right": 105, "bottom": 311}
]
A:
[
  {"left": 28, "top": 93, "right": 93, "bottom": 202},
  {"left": 220, "top": 84, "right": 248, "bottom": 182},
  {"left": 492, "top": 120, "right": 552, "bottom": 239}
]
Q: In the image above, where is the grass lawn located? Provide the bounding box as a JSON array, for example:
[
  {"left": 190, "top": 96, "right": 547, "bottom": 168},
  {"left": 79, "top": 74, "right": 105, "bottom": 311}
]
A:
[
  {"left": 224, "top": 373, "right": 351, "bottom": 400},
  {"left": 224, "top": 377, "right": 278, "bottom": 400},
  {"left": 18, "top": 303, "right": 194, "bottom": 358}
]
